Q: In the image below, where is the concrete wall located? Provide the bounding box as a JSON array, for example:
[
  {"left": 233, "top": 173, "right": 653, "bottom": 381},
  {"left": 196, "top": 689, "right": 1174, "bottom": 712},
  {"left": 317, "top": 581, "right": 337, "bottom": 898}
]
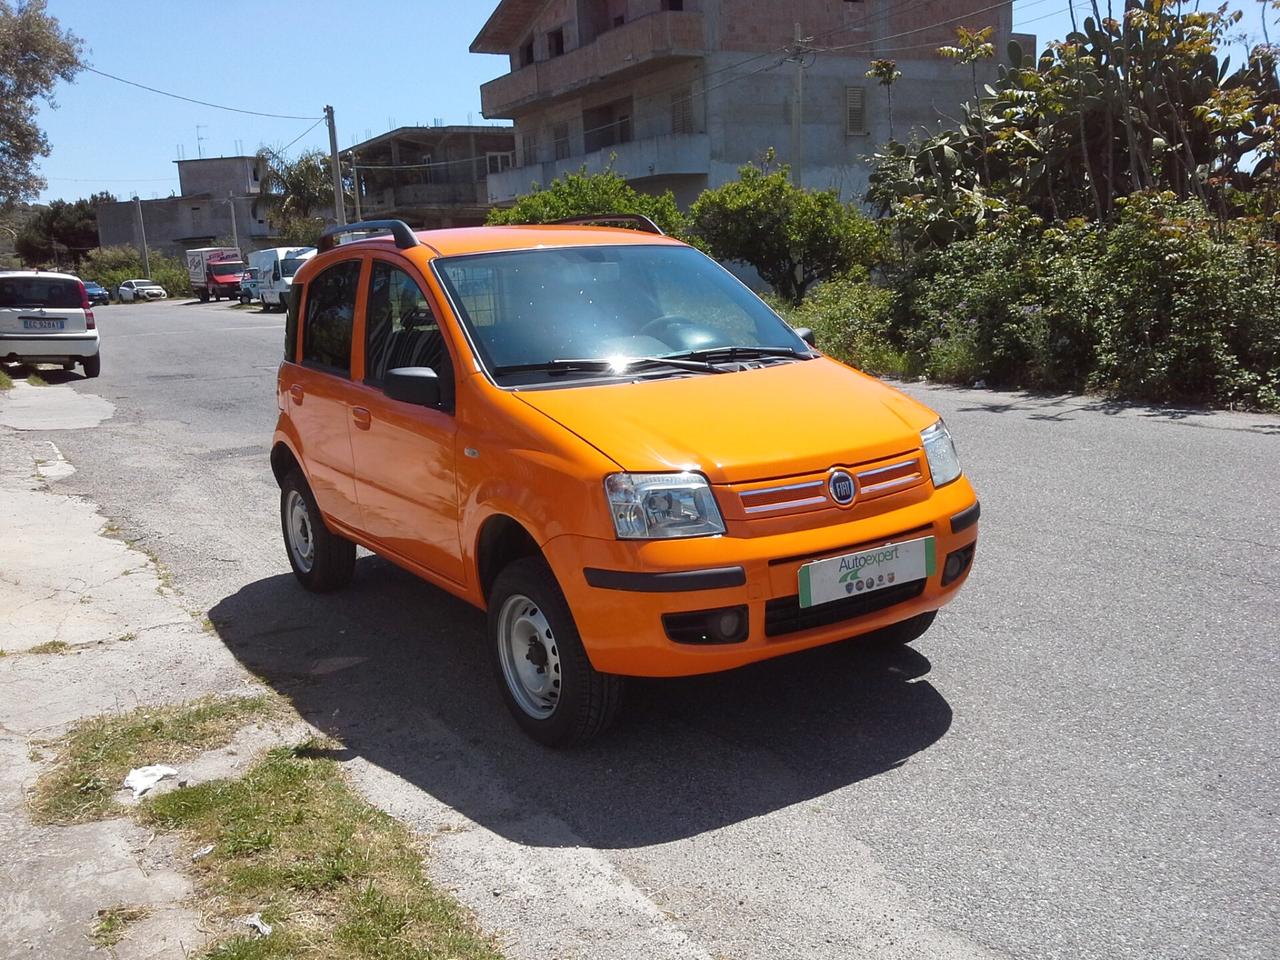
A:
[
  {"left": 175, "top": 157, "right": 263, "bottom": 198},
  {"left": 97, "top": 196, "right": 274, "bottom": 259}
]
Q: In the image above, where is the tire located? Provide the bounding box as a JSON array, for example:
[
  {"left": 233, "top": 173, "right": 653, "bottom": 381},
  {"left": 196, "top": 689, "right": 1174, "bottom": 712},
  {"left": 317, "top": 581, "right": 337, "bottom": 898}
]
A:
[
  {"left": 868, "top": 610, "right": 937, "bottom": 647},
  {"left": 82, "top": 352, "right": 101, "bottom": 378},
  {"left": 279, "top": 469, "right": 355, "bottom": 592},
  {"left": 198, "top": 289, "right": 209, "bottom": 303},
  {"left": 488, "top": 556, "right": 623, "bottom": 747}
]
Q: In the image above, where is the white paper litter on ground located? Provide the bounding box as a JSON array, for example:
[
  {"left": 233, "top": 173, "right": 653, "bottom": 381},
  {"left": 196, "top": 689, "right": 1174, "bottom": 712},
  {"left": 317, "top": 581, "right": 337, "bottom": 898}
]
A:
[
  {"left": 191, "top": 843, "right": 215, "bottom": 861},
  {"left": 122, "top": 765, "right": 178, "bottom": 798},
  {"left": 240, "top": 913, "right": 273, "bottom": 937}
]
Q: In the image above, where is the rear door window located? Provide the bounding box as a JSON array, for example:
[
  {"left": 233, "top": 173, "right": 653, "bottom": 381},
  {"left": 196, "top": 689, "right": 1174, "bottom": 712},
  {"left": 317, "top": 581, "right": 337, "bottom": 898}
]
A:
[
  {"left": 301, "top": 260, "right": 361, "bottom": 375},
  {"left": 364, "top": 260, "right": 450, "bottom": 388},
  {"left": 0, "top": 277, "right": 80, "bottom": 309}
]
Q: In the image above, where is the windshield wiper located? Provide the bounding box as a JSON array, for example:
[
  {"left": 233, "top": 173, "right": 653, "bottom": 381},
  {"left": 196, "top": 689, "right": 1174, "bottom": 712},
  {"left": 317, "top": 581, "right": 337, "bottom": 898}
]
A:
[
  {"left": 661, "top": 345, "right": 811, "bottom": 363},
  {"left": 493, "top": 356, "right": 723, "bottom": 377}
]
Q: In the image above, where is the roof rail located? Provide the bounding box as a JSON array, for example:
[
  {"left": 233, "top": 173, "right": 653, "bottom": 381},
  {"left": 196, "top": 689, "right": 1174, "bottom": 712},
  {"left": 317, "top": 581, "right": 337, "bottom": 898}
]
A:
[
  {"left": 319, "top": 219, "right": 421, "bottom": 252},
  {"left": 548, "top": 213, "right": 665, "bottom": 236}
]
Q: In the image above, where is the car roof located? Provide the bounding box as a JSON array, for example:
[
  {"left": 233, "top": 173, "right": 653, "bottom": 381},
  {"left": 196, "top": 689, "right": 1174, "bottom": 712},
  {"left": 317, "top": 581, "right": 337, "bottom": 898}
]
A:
[
  {"left": 330, "top": 224, "right": 685, "bottom": 261},
  {"left": 0, "top": 270, "right": 81, "bottom": 281}
]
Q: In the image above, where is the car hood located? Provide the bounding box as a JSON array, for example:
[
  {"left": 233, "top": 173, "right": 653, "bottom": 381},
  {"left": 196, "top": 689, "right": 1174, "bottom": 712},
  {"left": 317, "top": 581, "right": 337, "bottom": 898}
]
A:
[{"left": 513, "top": 357, "right": 938, "bottom": 484}]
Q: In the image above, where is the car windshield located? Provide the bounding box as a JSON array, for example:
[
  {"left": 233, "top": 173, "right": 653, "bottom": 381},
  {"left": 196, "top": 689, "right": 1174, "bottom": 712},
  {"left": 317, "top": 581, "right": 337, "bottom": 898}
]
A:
[
  {"left": 281, "top": 257, "right": 308, "bottom": 278},
  {"left": 210, "top": 261, "right": 246, "bottom": 276},
  {"left": 0, "top": 277, "right": 80, "bottom": 308},
  {"left": 434, "top": 244, "right": 809, "bottom": 385}
]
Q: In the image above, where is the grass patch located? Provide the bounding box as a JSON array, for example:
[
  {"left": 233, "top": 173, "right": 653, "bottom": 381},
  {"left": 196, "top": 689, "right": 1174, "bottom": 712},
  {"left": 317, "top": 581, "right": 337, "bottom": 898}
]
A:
[
  {"left": 26, "top": 372, "right": 47, "bottom": 386},
  {"left": 91, "top": 905, "right": 150, "bottom": 947},
  {"left": 0, "top": 368, "right": 12, "bottom": 391},
  {"left": 27, "top": 640, "right": 70, "bottom": 655},
  {"left": 30, "top": 696, "right": 278, "bottom": 825},
  {"left": 144, "top": 742, "right": 502, "bottom": 960}
]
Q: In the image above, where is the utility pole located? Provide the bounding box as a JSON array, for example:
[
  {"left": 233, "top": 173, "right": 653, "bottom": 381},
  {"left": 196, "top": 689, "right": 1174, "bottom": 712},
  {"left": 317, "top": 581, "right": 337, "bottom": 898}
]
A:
[
  {"left": 134, "top": 196, "right": 151, "bottom": 279},
  {"left": 227, "top": 194, "right": 239, "bottom": 252},
  {"left": 790, "top": 22, "right": 806, "bottom": 188},
  {"left": 324, "top": 105, "right": 347, "bottom": 225}
]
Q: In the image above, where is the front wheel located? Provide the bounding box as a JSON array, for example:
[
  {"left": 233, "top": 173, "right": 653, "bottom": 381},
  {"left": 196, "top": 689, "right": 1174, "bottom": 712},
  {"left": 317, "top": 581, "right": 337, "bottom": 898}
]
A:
[
  {"left": 280, "top": 470, "right": 355, "bottom": 592},
  {"left": 489, "top": 557, "right": 623, "bottom": 747}
]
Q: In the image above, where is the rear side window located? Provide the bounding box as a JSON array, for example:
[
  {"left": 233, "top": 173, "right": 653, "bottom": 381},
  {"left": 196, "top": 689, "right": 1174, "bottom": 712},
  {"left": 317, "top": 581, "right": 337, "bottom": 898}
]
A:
[
  {"left": 301, "top": 260, "right": 361, "bottom": 374},
  {"left": 284, "top": 282, "right": 301, "bottom": 361},
  {"left": 0, "top": 277, "right": 80, "bottom": 309},
  {"left": 364, "top": 261, "right": 450, "bottom": 388}
]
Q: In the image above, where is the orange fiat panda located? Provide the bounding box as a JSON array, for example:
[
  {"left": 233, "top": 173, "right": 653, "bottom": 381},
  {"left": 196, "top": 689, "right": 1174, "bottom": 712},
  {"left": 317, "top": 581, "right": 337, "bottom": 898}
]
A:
[{"left": 272, "top": 216, "right": 979, "bottom": 745}]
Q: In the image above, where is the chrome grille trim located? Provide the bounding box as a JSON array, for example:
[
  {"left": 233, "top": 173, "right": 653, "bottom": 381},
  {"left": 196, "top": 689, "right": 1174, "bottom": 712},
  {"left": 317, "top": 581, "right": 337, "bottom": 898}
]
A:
[
  {"left": 744, "top": 495, "right": 828, "bottom": 515},
  {"left": 856, "top": 457, "right": 924, "bottom": 499},
  {"left": 739, "top": 479, "right": 827, "bottom": 515}
]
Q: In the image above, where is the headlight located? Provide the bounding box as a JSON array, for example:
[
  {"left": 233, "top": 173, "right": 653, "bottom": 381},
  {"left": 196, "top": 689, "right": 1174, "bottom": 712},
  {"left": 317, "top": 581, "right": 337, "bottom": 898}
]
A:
[
  {"left": 921, "top": 420, "right": 962, "bottom": 488},
  {"left": 604, "top": 472, "right": 725, "bottom": 539}
]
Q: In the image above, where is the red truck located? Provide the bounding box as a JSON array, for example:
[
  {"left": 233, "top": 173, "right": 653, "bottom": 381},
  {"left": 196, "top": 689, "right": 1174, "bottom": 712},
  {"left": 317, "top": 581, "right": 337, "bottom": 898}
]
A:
[{"left": 187, "top": 247, "right": 247, "bottom": 302}]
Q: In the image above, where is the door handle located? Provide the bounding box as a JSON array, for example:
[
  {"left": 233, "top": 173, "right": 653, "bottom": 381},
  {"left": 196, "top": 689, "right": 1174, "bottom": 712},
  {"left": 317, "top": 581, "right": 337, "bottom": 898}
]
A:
[
  {"left": 289, "top": 384, "right": 304, "bottom": 405},
  {"left": 351, "top": 406, "right": 371, "bottom": 430}
]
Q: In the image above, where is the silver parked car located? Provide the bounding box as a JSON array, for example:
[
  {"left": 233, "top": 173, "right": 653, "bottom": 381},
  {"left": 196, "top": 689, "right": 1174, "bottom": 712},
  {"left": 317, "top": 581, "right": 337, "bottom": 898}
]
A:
[{"left": 117, "top": 278, "right": 168, "bottom": 302}]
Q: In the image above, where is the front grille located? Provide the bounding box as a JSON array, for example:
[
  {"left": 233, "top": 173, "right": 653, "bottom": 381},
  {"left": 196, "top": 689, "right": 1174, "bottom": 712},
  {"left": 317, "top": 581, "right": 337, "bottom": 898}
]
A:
[
  {"left": 764, "top": 579, "right": 925, "bottom": 638},
  {"left": 726, "top": 452, "right": 926, "bottom": 521}
]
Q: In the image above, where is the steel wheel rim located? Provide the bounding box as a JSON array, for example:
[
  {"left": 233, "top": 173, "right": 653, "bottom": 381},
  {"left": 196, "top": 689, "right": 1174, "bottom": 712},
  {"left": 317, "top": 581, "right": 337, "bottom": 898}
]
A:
[
  {"left": 497, "top": 593, "right": 562, "bottom": 719},
  {"left": 285, "top": 490, "right": 315, "bottom": 573}
]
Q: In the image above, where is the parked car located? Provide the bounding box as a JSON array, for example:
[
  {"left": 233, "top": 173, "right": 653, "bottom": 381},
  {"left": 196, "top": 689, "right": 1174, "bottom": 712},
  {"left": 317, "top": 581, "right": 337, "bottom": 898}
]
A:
[
  {"left": 249, "top": 246, "right": 315, "bottom": 311},
  {"left": 82, "top": 280, "right": 111, "bottom": 306},
  {"left": 271, "top": 217, "right": 980, "bottom": 746},
  {"left": 0, "top": 270, "right": 101, "bottom": 377},
  {"left": 239, "top": 268, "right": 260, "bottom": 304},
  {"left": 117, "top": 279, "right": 167, "bottom": 302}
]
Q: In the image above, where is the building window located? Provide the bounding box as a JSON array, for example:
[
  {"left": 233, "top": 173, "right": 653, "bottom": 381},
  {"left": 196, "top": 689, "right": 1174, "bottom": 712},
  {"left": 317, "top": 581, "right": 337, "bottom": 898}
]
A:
[
  {"left": 553, "top": 123, "right": 570, "bottom": 160},
  {"left": 522, "top": 133, "right": 539, "bottom": 166},
  {"left": 191, "top": 207, "right": 202, "bottom": 228},
  {"left": 662, "top": 0, "right": 684, "bottom": 10},
  {"left": 486, "top": 152, "right": 513, "bottom": 175},
  {"left": 613, "top": 15, "right": 624, "bottom": 27},
  {"left": 845, "top": 86, "right": 867, "bottom": 136},
  {"left": 583, "top": 99, "right": 633, "bottom": 154},
  {"left": 519, "top": 38, "right": 534, "bottom": 67},
  {"left": 547, "top": 27, "right": 565, "bottom": 58},
  {"left": 671, "top": 89, "right": 694, "bottom": 134}
]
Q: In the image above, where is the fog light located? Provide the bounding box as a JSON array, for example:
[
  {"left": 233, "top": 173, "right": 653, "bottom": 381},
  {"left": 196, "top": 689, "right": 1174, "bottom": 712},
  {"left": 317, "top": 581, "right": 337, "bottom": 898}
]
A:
[
  {"left": 663, "top": 605, "right": 750, "bottom": 644},
  {"left": 941, "top": 544, "right": 976, "bottom": 586}
]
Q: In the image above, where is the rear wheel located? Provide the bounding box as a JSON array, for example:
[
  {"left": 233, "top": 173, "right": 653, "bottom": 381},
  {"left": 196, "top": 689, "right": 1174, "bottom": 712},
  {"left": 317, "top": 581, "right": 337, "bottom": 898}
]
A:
[
  {"left": 198, "top": 289, "right": 209, "bottom": 303},
  {"left": 82, "top": 353, "right": 101, "bottom": 378},
  {"left": 280, "top": 469, "right": 355, "bottom": 592},
  {"left": 488, "top": 557, "right": 623, "bottom": 746}
]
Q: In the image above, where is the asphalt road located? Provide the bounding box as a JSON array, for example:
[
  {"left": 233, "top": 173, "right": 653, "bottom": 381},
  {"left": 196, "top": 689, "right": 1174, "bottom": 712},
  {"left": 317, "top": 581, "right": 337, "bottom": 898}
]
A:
[{"left": 21, "top": 298, "right": 1280, "bottom": 960}]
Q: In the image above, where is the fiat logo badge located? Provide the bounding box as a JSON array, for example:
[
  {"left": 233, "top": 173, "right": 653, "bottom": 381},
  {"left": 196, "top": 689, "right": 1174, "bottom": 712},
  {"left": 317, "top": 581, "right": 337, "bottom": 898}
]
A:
[{"left": 829, "top": 469, "right": 856, "bottom": 506}]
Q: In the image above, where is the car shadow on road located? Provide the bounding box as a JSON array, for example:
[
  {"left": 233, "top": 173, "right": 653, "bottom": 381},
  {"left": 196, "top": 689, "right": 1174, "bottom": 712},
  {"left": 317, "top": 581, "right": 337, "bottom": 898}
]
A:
[{"left": 209, "top": 556, "right": 953, "bottom": 849}]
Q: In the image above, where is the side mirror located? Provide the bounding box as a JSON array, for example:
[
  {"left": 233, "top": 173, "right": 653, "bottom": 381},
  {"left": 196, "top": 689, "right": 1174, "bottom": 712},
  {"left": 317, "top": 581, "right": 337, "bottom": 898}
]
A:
[
  {"left": 384, "top": 367, "right": 442, "bottom": 407},
  {"left": 794, "top": 327, "right": 816, "bottom": 347}
]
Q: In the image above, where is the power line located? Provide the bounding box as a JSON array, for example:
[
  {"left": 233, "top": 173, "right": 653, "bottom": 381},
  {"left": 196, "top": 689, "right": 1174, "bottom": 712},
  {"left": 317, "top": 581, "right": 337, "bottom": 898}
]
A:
[
  {"left": 84, "top": 66, "right": 321, "bottom": 120},
  {"left": 278, "top": 118, "right": 327, "bottom": 155}
]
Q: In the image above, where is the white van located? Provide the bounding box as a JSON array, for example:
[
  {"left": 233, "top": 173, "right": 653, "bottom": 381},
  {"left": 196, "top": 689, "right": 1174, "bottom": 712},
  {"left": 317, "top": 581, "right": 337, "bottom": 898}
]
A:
[{"left": 249, "top": 247, "right": 315, "bottom": 311}]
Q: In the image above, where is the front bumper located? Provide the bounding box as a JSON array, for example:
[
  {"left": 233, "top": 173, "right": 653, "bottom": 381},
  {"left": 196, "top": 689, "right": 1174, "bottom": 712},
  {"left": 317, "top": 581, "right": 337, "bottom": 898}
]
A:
[
  {"left": 0, "top": 332, "right": 100, "bottom": 361},
  {"left": 544, "top": 477, "right": 979, "bottom": 677}
]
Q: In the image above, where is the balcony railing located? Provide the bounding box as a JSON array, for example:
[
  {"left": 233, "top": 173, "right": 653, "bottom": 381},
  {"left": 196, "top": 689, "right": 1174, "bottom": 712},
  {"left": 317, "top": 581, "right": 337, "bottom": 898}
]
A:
[
  {"left": 481, "top": 10, "right": 705, "bottom": 117},
  {"left": 487, "top": 133, "right": 710, "bottom": 204}
]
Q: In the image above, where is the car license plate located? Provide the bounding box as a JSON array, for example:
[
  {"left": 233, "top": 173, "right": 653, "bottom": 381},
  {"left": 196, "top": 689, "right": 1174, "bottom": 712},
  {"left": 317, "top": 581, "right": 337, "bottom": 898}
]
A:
[
  {"left": 798, "top": 536, "right": 935, "bottom": 608},
  {"left": 22, "top": 318, "right": 64, "bottom": 330}
]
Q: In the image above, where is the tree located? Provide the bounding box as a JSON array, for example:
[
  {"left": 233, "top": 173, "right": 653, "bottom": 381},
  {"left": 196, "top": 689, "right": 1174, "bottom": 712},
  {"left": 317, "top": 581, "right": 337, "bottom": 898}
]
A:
[
  {"left": 690, "top": 153, "right": 882, "bottom": 304},
  {"left": 0, "top": 1, "right": 83, "bottom": 208},
  {"left": 486, "top": 165, "right": 688, "bottom": 236},
  {"left": 257, "top": 147, "right": 332, "bottom": 223},
  {"left": 14, "top": 191, "right": 113, "bottom": 266},
  {"left": 866, "top": 59, "right": 903, "bottom": 142}
]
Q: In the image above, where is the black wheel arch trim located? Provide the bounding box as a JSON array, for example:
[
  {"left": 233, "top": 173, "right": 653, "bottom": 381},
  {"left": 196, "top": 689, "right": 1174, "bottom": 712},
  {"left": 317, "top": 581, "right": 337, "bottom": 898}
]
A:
[
  {"left": 950, "top": 499, "right": 981, "bottom": 534},
  {"left": 583, "top": 565, "right": 747, "bottom": 592}
]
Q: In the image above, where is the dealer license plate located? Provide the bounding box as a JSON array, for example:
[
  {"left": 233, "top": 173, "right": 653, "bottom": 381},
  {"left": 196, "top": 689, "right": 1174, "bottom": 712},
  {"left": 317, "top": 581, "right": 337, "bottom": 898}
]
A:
[
  {"left": 798, "top": 536, "right": 936, "bottom": 608},
  {"left": 22, "top": 318, "right": 64, "bottom": 330}
]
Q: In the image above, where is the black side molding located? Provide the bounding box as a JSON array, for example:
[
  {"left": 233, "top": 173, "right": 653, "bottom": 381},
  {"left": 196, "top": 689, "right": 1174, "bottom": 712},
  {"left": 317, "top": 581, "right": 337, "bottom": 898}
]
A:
[
  {"left": 319, "top": 219, "right": 420, "bottom": 252},
  {"left": 584, "top": 566, "right": 746, "bottom": 593},
  {"left": 950, "top": 500, "right": 981, "bottom": 534}
]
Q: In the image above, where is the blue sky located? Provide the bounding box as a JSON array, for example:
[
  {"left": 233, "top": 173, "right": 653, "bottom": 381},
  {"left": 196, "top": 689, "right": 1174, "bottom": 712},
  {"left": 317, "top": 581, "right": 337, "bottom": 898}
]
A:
[{"left": 33, "top": 0, "right": 1278, "bottom": 203}]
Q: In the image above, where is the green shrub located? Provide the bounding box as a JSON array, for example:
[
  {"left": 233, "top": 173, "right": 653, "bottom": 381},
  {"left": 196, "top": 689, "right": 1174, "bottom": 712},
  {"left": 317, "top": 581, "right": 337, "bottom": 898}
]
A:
[
  {"left": 79, "top": 245, "right": 191, "bottom": 299},
  {"left": 788, "top": 276, "right": 912, "bottom": 377}
]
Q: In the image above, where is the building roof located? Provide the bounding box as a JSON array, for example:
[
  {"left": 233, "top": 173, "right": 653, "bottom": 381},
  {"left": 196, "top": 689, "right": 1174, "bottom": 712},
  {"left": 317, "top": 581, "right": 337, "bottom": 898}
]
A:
[
  {"left": 471, "top": 0, "right": 543, "bottom": 54},
  {"left": 345, "top": 125, "right": 514, "bottom": 156},
  {"left": 172, "top": 155, "right": 258, "bottom": 166}
]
